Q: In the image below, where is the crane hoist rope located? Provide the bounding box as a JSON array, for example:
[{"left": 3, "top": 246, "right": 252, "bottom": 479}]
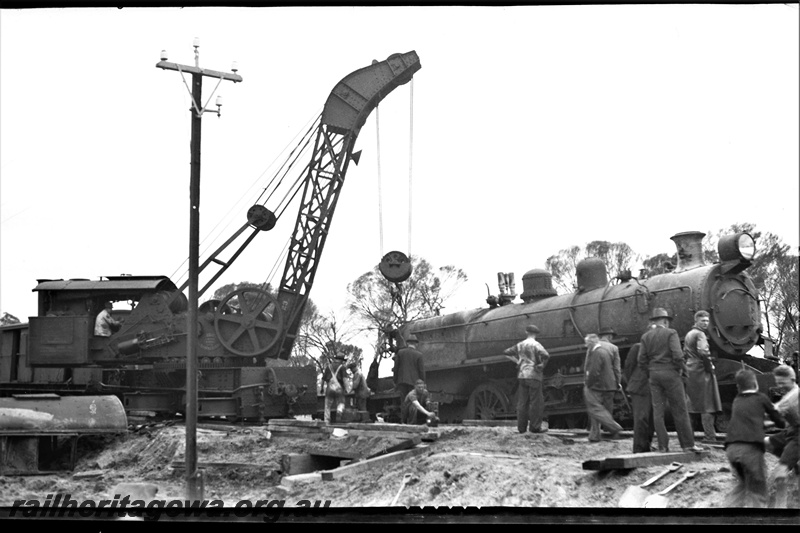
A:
[
  {"left": 407, "top": 78, "right": 414, "bottom": 259},
  {"left": 374, "top": 80, "right": 416, "bottom": 261},
  {"left": 376, "top": 105, "right": 384, "bottom": 257},
  {"left": 375, "top": 78, "right": 416, "bottom": 289}
]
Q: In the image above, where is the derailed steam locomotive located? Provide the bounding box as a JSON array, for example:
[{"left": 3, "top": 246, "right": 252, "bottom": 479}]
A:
[{"left": 379, "top": 230, "right": 778, "bottom": 429}]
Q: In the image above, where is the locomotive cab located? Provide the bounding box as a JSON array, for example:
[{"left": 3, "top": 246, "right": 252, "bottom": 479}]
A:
[{"left": 28, "top": 276, "right": 181, "bottom": 367}]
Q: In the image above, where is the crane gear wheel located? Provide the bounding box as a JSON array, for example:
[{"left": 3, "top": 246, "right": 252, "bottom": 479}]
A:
[
  {"left": 379, "top": 250, "right": 412, "bottom": 283},
  {"left": 214, "top": 287, "right": 283, "bottom": 357}
]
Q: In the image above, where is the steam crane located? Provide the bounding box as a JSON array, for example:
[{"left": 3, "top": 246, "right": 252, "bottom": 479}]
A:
[{"left": 15, "top": 52, "right": 421, "bottom": 422}]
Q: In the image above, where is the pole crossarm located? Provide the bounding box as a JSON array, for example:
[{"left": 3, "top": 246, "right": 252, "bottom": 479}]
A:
[{"left": 156, "top": 61, "right": 243, "bottom": 83}]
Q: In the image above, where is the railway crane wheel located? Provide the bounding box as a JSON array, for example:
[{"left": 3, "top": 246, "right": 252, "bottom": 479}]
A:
[
  {"left": 213, "top": 287, "right": 283, "bottom": 356},
  {"left": 466, "top": 383, "right": 510, "bottom": 421}
]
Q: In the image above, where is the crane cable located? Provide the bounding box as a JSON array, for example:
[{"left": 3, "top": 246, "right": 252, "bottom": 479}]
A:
[
  {"left": 375, "top": 106, "right": 384, "bottom": 257},
  {"left": 407, "top": 78, "right": 414, "bottom": 259},
  {"left": 374, "top": 79, "right": 415, "bottom": 260}
]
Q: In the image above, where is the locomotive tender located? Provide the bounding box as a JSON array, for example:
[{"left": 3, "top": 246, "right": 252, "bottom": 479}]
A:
[{"left": 386, "top": 230, "right": 777, "bottom": 428}]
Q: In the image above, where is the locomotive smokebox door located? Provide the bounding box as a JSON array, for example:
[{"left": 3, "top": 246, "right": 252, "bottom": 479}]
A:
[{"left": 379, "top": 251, "right": 412, "bottom": 283}]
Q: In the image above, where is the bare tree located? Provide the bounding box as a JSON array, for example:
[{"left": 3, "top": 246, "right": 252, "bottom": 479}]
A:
[{"left": 292, "top": 307, "right": 362, "bottom": 373}]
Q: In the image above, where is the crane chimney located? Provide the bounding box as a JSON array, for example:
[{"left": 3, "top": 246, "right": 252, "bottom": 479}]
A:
[{"left": 670, "top": 231, "right": 706, "bottom": 272}]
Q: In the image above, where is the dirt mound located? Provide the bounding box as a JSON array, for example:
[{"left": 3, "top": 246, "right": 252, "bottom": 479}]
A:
[{"left": 1, "top": 424, "right": 797, "bottom": 512}]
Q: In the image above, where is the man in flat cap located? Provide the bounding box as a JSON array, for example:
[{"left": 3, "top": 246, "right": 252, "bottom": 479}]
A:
[
  {"left": 598, "top": 327, "right": 622, "bottom": 393},
  {"left": 504, "top": 324, "right": 550, "bottom": 434},
  {"left": 638, "top": 308, "right": 703, "bottom": 452}
]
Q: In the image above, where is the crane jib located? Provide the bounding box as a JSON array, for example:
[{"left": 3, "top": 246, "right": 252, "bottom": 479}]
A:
[
  {"left": 322, "top": 51, "right": 421, "bottom": 135},
  {"left": 273, "top": 52, "right": 422, "bottom": 360}
]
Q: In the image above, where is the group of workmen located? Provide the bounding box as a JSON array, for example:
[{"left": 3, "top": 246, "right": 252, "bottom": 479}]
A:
[
  {"left": 321, "top": 333, "right": 435, "bottom": 426},
  {"left": 505, "top": 307, "right": 799, "bottom": 508},
  {"left": 321, "top": 308, "right": 798, "bottom": 507}
]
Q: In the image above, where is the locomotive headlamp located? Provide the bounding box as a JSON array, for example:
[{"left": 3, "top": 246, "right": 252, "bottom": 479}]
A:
[{"left": 718, "top": 232, "right": 756, "bottom": 262}]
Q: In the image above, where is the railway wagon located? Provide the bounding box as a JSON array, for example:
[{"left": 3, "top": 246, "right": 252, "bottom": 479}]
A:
[{"left": 373, "top": 230, "right": 779, "bottom": 429}]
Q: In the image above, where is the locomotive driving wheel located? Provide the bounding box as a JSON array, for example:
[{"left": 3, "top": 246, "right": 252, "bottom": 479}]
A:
[
  {"left": 214, "top": 287, "right": 283, "bottom": 357},
  {"left": 465, "top": 383, "right": 510, "bottom": 420}
]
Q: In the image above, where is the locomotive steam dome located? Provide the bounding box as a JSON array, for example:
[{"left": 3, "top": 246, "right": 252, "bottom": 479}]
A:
[
  {"left": 521, "top": 269, "right": 558, "bottom": 302},
  {"left": 576, "top": 258, "right": 608, "bottom": 292}
]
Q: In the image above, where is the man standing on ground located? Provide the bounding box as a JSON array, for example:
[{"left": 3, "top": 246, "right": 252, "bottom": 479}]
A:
[
  {"left": 322, "top": 354, "right": 347, "bottom": 424},
  {"left": 504, "top": 325, "right": 550, "bottom": 434},
  {"left": 623, "top": 342, "right": 655, "bottom": 453},
  {"left": 598, "top": 327, "right": 622, "bottom": 392},
  {"left": 684, "top": 310, "right": 722, "bottom": 443},
  {"left": 393, "top": 334, "right": 425, "bottom": 403},
  {"left": 584, "top": 333, "right": 624, "bottom": 442},
  {"left": 347, "top": 360, "right": 371, "bottom": 412},
  {"left": 638, "top": 308, "right": 703, "bottom": 453}
]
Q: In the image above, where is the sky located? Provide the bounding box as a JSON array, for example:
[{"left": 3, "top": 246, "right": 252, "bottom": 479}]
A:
[{"left": 1, "top": 6, "right": 799, "bottom": 360}]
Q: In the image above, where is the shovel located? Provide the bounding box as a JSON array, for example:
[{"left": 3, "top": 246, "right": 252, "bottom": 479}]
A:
[
  {"left": 643, "top": 470, "right": 698, "bottom": 508},
  {"left": 389, "top": 473, "right": 413, "bottom": 506},
  {"left": 618, "top": 462, "right": 683, "bottom": 508}
]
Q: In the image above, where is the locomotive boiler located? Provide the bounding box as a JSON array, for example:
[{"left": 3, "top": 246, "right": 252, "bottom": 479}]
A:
[{"left": 387, "top": 230, "right": 777, "bottom": 429}]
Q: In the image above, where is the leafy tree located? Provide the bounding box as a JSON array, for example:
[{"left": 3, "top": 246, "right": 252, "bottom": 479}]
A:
[
  {"left": 545, "top": 241, "right": 639, "bottom": 293},
  {"left": 545, "top": 245, "right": 582, "bottom": 293},
  {"left": 640, "top": 252, "right": 677, "bottom": 278},
  {"left": 211, "top": 281, "right": 272, "bottom": 301},
  {"left": 346, "top": 256, "right": 467, "bottom": 357}
]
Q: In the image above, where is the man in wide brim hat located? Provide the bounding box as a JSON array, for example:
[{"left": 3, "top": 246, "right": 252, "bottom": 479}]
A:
[
  {"left": 639, "top": 306, "right": 703, "bottom": 452},
  {"left": 649, "top": 308, "right": 673, "bottom": 321}
]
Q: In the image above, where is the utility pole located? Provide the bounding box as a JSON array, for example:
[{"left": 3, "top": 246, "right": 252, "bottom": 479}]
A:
[{"left": 156, "top": 39, "right": 242, "bottom": 500}]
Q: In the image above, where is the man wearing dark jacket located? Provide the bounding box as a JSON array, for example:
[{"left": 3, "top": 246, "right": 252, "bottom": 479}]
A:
[
  {"left": 623, "top": 342, "right": 654, "bottom": 453},
  {"left": 638, "top": 308, "right": 703, "bottom": 453},
  {"left": 584, "top": 333, "right": 623, "bottom": 442},
  {"left": 723, "top": 369, "right": 785, "bottom": 508},
  {"left": 393, "top": 334, "right": 425, "bottom": 403}
]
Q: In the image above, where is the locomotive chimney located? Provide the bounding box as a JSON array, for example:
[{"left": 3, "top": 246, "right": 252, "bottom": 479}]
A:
[
  {"left": 521, "top": 269, "right": 558, "bottom": 303},
  {"left": 670, "top": 231, "right": 706, "bottom": 272}
]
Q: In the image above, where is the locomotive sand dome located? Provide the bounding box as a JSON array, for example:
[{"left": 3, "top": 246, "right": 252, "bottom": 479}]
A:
[{"left": 391, "top": 230, "right": 772, "bottom": 428}]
